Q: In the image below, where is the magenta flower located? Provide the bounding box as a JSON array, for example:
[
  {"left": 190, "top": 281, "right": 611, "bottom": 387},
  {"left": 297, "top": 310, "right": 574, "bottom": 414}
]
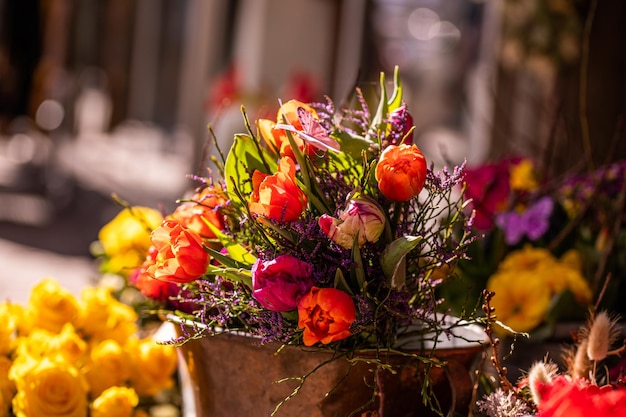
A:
[
  {"left": 464, "top": 159, "right": 518, "bottom": 230},
  {"left": 319, "top": 197, "right": 386, "bottom": 249},
  {"left": 251, "top": 255, "right": 314, "bottom": 312}
]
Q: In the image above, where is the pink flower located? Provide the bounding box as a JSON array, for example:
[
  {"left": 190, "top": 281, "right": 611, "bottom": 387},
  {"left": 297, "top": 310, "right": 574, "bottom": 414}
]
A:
[
  {"left": 318, "top": 197, "right": 386, "bottom": 249},
  {"left": 251, "top": 255, "right": 314, "bottom": 312}
]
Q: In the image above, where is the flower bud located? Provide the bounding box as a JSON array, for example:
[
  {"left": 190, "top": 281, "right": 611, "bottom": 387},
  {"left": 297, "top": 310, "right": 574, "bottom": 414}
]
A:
[
  {"left": 388, "top": 105, "right": 414, "bottom": 145},
  {"left": 318, "top": 197, "right": 386, "bottom": 249},
  {"left": 375, "top": 144, "right": 427, "bottom": 202}
]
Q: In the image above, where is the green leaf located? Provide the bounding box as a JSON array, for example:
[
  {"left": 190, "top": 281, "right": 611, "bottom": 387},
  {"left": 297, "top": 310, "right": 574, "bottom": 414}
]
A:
[
  {"left": 381, "top": 236, "right": 422, "bottom": 288},
  {"left": 333, "top": 268, "right": 354, "bottom": 295},
  {"left": 351, "top": 234, "right": 366, "bottom": 291},
  {"left": 206, "top": 264, "right": 252, "bottom": 287},
  {"left": 367, "top": 72, "right": 389, "bottom": 144},
  {"left": 387, "top": 65, "right": 403, "bottom": 111},
  {"left": 224, "top": 133, "right": 276, "bottom": 202},
  {"left": 203, "top": 221, "right": 257, "bottom": 266}
]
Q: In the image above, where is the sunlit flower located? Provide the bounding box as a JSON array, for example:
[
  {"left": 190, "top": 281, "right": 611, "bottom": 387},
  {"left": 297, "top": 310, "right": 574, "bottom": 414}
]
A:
[
  {"left": 129, "top": 246, "right": 180, "bottom": 302},
  {"left": 249, "top": 156, "right": 308, "bottom": 222},
  {"left": 252, "top": 255, "right": 314, "bottom": 312},
  {"left": 297, "top": 287, "right": 356, "bottom": 346},
  {"left": 127, "top": 338, "right": 178, "bottom": 397},
  {"left": 319, "top": 197, "right": 386, "bottom": 249},
  {"left": 375, "top": 144, "right": 427, "bottom": 202},
  {"left": 78, "top": 286, "right": 138, "bottom": 344},
  {"left": 11, "top": 357, "right": 88, "bottom": 417},
  {"left": 0, "top": 303, "right": 18, "bottom": 356},
  {"left": 257, "top": 99, "right": 322, "bottom": 158},
  {"left": 84, "top": 339, "right": 130, "bottom": 397},
  {"left": 0, "top": 356, "right": 13, "bottom": 417},
  {"left": 97, "top": 207, "right": 163, "bottom": 276},
  {"left": 169, "top": 185, "right": 227, "bottom": 239},
  {"left": 24, "top": 278, "right": 80, "bottom": 333},
  {"left": 148, "top": 219, "right": 210, "bottom": 283},
  {"left": 90, "top": 386, "right": 138, "bottom": 417}
]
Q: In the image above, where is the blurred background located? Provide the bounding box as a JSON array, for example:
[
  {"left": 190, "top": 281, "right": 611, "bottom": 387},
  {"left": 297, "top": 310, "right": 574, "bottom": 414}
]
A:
[{"left": 0, "top": 0, "right": 624, "bottom": 301}]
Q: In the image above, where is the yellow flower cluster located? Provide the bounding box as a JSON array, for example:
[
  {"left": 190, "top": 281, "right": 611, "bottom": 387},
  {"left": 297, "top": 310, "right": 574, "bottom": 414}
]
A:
[
  {"left": 487, "top": 246, "right": 593, "bottom": 333},
  {"left": 0, "top": 278, "right": 178, "bottom": 417},
  {"left": 96, "top": 207, "right": 163, "bottom": 277},
  {"left": 509, "top": 159, "right": 539, "bottom": 192}
]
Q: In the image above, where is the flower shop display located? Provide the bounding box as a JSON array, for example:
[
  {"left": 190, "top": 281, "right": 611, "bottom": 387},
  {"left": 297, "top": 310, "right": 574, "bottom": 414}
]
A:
[
  {"left": 96, "top": 67, "right": 486, "bottom": 416},
  {"left": 0, "top": 277, "right": 179, "bottom": 417}
]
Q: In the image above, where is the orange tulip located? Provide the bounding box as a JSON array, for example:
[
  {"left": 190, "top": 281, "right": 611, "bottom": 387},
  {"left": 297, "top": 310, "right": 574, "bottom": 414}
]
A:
[
  {"left": 170, "top": 186, "right": 226, "bottom": 239},
  {"left": 249, "top": 157, "right": 308, "bottom": 222},
  {"left": 147, "top": 219, "right": 210, "bottom": 283},
  {"left": 256, "top": 100, "right": 318, "bottom": 158},
  {"left": 375, "top": 144, "right": 427, "bottom": 202},
  {"left": 297, "top": 287, "right": 356, "bottom": 346}
]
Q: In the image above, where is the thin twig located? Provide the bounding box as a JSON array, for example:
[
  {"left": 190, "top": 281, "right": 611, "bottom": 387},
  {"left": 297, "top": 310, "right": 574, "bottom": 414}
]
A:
[{"left": 578, "top": 0, "right": 599, "bottom": 170}]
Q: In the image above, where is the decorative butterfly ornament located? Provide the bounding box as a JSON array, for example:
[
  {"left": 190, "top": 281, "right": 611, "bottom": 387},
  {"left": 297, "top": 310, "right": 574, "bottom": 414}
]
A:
[{"left": 275, "top": 106, "right": 341, "bottom": 153}]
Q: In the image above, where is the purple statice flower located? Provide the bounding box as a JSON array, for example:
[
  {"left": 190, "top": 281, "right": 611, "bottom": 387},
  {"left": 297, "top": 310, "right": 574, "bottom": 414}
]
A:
[{"left": 496, "top": 196, "right": 554, "bottom": 245}]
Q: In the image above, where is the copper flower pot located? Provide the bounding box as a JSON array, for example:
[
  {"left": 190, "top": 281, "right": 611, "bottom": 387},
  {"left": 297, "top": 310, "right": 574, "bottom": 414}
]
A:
[{"left": 176, "top": 329, "right": 484, "bottom": 417}]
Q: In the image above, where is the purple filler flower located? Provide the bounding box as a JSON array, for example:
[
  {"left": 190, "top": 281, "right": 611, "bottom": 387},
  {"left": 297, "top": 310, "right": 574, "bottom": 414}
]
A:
[
  {"left": 252, "top": 255, "right": 314, "bottom": 312},
  {"left": 496, "top": 196, "right": 554, "bottom": 245}
]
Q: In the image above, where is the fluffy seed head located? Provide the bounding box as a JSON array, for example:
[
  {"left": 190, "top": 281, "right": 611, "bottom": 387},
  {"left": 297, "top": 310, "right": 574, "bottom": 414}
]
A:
[
  {"left": 587, "top": 311, "right": 620, "bottom": 361},
  {"left": 527, "top": 361, "right": 559, "bottom": 405}
]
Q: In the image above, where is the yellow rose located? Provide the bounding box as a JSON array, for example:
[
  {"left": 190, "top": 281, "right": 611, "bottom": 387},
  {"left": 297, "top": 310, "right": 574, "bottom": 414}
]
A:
[
  {"left": 0, "top": 356, "right": 14, "bottom": 417},
  {"left": 90, "top": 386, "right": 138, "bottom": 417},
  {"left": 127, "top": 338, "right": 177, "bottom": 396},
  {"left": 0, "top": 303, "right": 18, "bottom": 356},
  {"left": 98, "top": 207, "right": 163, "bottom": 276},
  {"left": 11, "top": 324, "right": 87, "bottom": 369},
  {"left": 78, "top": 287, "right": 138, "bottom": 344},
  {"left": 487, "top": 270, "right": 552, "bottom": 333},
  {"left": 84, "top": 340, "right": 130, "bottom": 397},
  {"left": 25, "top": 278, "right": 80, "bottom": 333},
  {"left": 11, "top": 357, "right": 87, "bottom": 417}
]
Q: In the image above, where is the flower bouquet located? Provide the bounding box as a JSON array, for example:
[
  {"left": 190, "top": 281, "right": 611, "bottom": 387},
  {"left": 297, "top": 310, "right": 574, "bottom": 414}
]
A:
[
  {"left": 0, "top": 278, "right": 179, "bottom": 417},
  {"left": 96, "top": 67, "right": 483, "bottom": 416}
]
